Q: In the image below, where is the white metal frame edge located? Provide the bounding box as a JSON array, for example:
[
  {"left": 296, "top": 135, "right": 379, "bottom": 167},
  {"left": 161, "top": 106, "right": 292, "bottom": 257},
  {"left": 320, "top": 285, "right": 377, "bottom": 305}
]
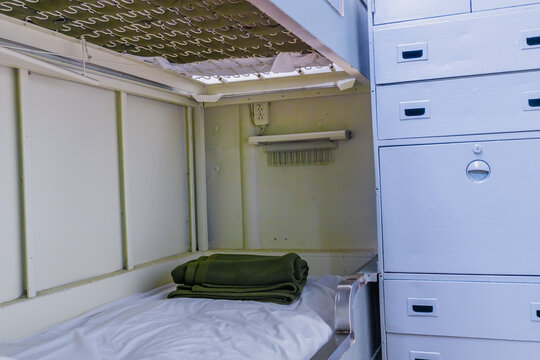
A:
[
  {"left": 194, "top": 106, "right": 209, "bottom": 252},
  {"left": 366, "top": 0, "right": 388, "bottom": 358},
  {"left": 116, "top": 92, "right": 134, "bottom": 271},
  {"left": 0, "top": 14, "right": 204, "bottom": 95},
  {"left": 16, "top": 68, "right": 37, "bottom": 298},
  {"left": 186, "top": 107, "right": 198, "bottom": 253}
]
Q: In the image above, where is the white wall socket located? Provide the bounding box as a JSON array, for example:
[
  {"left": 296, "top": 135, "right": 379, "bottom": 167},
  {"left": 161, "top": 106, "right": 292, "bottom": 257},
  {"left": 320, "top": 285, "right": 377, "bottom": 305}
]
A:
[{"left": 253, "top": 102, "right": 270, "bottom": 126}]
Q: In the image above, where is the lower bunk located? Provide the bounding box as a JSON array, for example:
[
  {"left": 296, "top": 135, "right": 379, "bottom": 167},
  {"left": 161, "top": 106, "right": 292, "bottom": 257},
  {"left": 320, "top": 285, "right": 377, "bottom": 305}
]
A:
[{"left": 0, "top": 254, "right": 379, "bottom": 360}]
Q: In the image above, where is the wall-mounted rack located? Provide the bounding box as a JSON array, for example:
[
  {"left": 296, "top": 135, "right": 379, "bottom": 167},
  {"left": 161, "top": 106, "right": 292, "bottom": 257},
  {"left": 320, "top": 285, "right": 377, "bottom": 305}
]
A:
[
  {"left": 249, "top": 130, "right": 352, "bottom": 166},
  {"left": 248, "top": 130, "right": 351, "bottom": 145}
]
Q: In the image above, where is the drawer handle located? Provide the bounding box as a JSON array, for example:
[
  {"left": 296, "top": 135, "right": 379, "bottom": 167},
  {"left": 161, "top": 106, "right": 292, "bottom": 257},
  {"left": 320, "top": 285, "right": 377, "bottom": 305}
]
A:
[
  {"left": 404, "top": 108, "right": 426, "bottom": 117},
  {"left": 402, "top": 49, "right": 424, "bottom": 59},
  {"left": 467, "top": 160, "right": 490, "bottom": 183},
  {"left": 410, "top": 351, "right": 441, "bottom": 360},
  {"left": 527, "top": 36, "right": 540, "bottom": 47},
  {"left": 528, "top": 98, "right": 540, "bottom": 107},
  {"left": 412, "top": 305, "right": 434, "bottom": 313}
]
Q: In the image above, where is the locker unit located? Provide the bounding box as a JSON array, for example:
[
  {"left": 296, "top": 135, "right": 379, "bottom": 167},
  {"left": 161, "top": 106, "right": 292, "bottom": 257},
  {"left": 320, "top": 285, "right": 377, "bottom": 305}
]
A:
[
  {"left": 0, "top": 1, "right": 380, "bottom": 359},
  {"left": 369, "top": 0, "right": 540, "bottom": 358}
]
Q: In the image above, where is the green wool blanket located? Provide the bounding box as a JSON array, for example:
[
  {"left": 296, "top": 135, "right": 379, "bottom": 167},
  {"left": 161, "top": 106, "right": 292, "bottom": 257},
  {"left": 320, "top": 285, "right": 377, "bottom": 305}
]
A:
[{"left": 167, "top": 253, "right": 309, "bottom": 304}]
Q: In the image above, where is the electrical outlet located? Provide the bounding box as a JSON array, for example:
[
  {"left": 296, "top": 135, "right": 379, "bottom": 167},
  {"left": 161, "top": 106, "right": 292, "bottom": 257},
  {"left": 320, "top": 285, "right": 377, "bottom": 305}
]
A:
[{"left": 253, "top": 102, "right": 270, "bottom": 126}]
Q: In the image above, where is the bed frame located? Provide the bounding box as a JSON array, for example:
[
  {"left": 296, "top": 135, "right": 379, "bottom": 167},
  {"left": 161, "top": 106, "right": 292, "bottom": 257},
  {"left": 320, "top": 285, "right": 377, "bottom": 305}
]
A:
[{"left": 312, "top": 257, "right": 380, "bottom": 360}]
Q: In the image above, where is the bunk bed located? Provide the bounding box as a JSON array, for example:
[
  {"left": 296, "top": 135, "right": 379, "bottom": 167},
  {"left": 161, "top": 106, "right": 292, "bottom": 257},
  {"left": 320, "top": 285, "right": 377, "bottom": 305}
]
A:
[
  {"left": 0, "top": 0, "right": 375, "bottom": 359},
  {"left": 0, "top": 264, "right": 378, "bottom": 360}
]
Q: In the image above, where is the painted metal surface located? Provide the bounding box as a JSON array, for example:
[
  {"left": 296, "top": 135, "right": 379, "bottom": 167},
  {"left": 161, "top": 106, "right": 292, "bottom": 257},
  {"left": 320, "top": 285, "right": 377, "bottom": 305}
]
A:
[
  {"left": 373, "top": 0, "right": 470, "bottom": 25},
  {"left": 26, "top": 73, "right": 123, "bottom": 291},
  {"left": 255, "top": 94, "right": 376, "bottom": 250},
  {"left": 472, "top": 0, "right": 540, "bottom": 11},
  {"left": 249, "top": 0, "right": 370, "bottom": 82},
  {"left": 373, "top": 4, "right": 540, "bottom": 84},
  {"left": 385, "top": 279, "right": 540, "bottom": 341},
  {"left": 377, "top": 70, "right": 540, "bottom": 140},
  {"left": 123, "top": 94, "right": 189, "bottom": 266},
  {"left": 380, "top": 139, "right": 540, "bottom": 276},
  {"left": 204, "top": 105, "right": 245, "bottom": 250},
  {"left": 116, "top": 92, "right": 133, "bottom": 271},
  {"left": 194, "top": 106, "right": 209, "bottom": 252},
  {"left": 386, "top": 333, "right": 540, "bottom": 359},
  {"left": 311, "top": 270, "right": 380, "bottom": 360},
  {"left": 370, "top": 4, "right": 540, "bottom": 355},
  {"left": 0, "top": 66, "right": 23, "bottom": 303}
]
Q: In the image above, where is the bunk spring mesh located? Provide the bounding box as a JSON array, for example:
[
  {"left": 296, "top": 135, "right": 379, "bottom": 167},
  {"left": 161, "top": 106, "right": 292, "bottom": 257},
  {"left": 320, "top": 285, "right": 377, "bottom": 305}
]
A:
[{"left": 0, "top": 0, "right": 313, "bottom": 64}]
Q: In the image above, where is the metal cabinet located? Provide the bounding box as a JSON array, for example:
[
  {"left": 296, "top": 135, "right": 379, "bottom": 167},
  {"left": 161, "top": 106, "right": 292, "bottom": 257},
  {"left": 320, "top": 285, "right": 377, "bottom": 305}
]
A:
[
  {"left": 380, "top": 139, "right": 540, "bottom": 275},
  {"left": 387, "top": 333, "right": 540, "bottom": 359},
  {"left": 384, "top": 279, "right": 540, "bottom": 341},
  {"left": 373, "top": 0, "right": 470, "bottom": 25},
  {"left": 374, "top": 5, "right": 540, "bottom": 84},
  {"left": 472, "top": 0, "right": 540, "bottom": 11},
  {"left": 376, "top": 70, "right": 540, "bottom": 139}
]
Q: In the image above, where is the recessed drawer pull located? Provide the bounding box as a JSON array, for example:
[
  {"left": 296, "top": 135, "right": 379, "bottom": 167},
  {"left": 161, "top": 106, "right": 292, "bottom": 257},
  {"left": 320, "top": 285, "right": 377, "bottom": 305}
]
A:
[
  {"left": 402, "top": 49, "right": 424, "bottom": 59},
  {"left": 410, "top": 351, "right": 441, "bottom": 360},
  {"left": 404, "top": 108, "right": 426, "bottom": 117},
  {"left": 521, "top": 29, "right": 540, "bottom": 50},
  {"left": 529, "top": 302, "right": 540, "bottom": 322},
  {"left": 408, "top": 298, "right": 439, "bottom": 317},
  {"left": 528, "top": 98, "right": 540, "bottom": 107},
  {"left": 522, "top": 91, "right": 540, "bottom": 111},
  {"left": 400, "top": 100, "right": 431, "bottom": 120},
  {"left": 526, "top": 36, "right": 540, "bottom": 47},
  {"left": 397, "top": 42, "right": 428, "bottom": 63},
  {"left": 412, "top": 305, "right": 434, "bottom": 313}
]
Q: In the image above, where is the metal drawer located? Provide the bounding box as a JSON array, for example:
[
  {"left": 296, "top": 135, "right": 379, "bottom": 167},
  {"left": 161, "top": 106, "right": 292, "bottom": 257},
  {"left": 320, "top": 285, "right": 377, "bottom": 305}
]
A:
[
  {"left": 373, "top": 0, "right": 470, "bottom": 25},
  {"left": 384, "top": 279, "right": 540, "bottom": 342},
  {"left": 376, "top": 70, "right": 540, "bottom": 140},
  {"left": 473, "top": 0, "right": 540, "bottom": 12},
  {"left": 374, "top": 5, "right": 540, "bottom": 84},
  {"left": 387, "top": 333, "right": 540, "bottom": 359},
  {"left": 380, "top": 139, "right": 540, "bottom": 276}
]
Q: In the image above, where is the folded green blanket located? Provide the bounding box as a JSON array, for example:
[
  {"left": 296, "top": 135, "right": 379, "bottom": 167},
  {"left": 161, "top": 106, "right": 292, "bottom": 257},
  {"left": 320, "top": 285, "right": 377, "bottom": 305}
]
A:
[{"left": 167, "top": 253, "right": 309, "bottom": 304}]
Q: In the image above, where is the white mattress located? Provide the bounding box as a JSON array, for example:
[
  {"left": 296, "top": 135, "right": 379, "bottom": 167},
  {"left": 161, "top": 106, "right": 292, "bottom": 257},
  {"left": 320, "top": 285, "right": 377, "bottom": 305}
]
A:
[{"left": 0, "top": 275, "right": 341, "bottom": 360}]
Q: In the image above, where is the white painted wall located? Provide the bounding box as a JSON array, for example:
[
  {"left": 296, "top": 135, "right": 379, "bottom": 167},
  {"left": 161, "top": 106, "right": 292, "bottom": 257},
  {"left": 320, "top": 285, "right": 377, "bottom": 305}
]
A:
[
  {"left": 0, "top": 66, "right": 23, "bottom": 303},
  {"left": 0, "top": 69, "right": 193, "bottom": 340},
  {"left": 124, "top": 95, "right": 190, "bottom": 265},
  {"left": 205, "top": 93, "right": 377, "bottom": 252},
  {"left": 27, "top": 74, "right": 124, "bottom": 291},
  {"left": 205, "top": 105, "right": 244, "bottom": 249}
]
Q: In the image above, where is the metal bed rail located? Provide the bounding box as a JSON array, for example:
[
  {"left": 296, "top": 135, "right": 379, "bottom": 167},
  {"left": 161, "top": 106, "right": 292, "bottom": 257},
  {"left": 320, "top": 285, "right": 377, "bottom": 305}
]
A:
[{"left": 310, "top": 257, "right": 380, "bottom": 360}]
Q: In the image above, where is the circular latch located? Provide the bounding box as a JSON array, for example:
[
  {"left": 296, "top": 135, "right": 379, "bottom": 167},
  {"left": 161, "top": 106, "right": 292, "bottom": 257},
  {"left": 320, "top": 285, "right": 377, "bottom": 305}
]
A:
[
  {"left": 466, "top": 160, "right": 490, "bottom": 183},
  {"left": 472, "top": 144, "right": 482, "bottom": 154}
]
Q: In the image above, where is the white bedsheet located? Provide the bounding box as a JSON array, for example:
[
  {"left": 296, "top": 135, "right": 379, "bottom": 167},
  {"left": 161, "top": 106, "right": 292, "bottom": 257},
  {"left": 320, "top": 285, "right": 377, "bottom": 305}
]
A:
[{"left": 0, "top": 275, "right": 341, "bottom": 360}]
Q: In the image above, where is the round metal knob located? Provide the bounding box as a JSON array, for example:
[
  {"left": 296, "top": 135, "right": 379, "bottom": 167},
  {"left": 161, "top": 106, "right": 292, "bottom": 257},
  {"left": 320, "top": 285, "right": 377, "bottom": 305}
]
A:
[{"left": 472, "top": 144, "right": 482, "bottom": 154}]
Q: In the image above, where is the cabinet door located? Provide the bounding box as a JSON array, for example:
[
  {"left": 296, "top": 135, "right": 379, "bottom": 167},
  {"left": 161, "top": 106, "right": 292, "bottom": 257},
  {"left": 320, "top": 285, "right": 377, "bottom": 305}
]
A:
[
  {"left": 374, "top": 0, "right": 470, "bottom": 25},
  {"left": 380, "top": 139, "right": 540, "bottom": 275}
]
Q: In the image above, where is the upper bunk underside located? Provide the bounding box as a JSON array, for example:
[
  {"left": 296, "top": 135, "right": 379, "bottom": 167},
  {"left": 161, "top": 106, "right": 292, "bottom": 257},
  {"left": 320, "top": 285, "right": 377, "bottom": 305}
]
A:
[{"left": 0, "top": 0, "right": 370, "bottom": 101}]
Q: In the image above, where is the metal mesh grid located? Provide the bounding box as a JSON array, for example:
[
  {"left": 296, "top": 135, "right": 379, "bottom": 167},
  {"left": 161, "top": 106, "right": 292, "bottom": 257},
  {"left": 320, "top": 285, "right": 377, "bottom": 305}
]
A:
[{"left": 0, "top": 0, "right": 314, "bottom": 64}]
